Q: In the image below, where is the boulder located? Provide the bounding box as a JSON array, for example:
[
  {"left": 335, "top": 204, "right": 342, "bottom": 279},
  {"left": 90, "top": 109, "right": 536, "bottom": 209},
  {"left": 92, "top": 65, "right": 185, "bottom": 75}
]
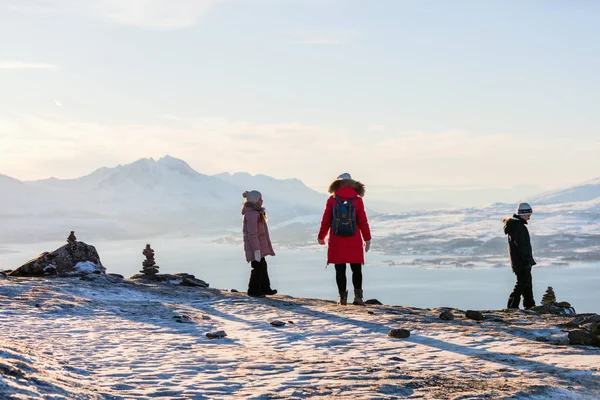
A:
[
  {"left": 9, "top": 242, "right": 105, "bottom": 277},
  {"left": 270, "top": 320, "right": 286, "bottom": 327},
  {"left": 365, "top": 299, "right": 383, "bottom": 305},
  {"left": 465, "top": 310, "right": 484, "bottom": 321},
  {"left": 440, "top": 310, "right": 455, "bottom": 321},
  {"left": 388, "top": 329, "right": 411, "bottom": 339},
  {"left": 568, "top": 330, "right": 597, "bottom": 346},
  {"left": 173, "top": 315, "right": 193, "bottom": 324},
  {"left": 206, "top": 330, "right": 227, "bottom": 339}
]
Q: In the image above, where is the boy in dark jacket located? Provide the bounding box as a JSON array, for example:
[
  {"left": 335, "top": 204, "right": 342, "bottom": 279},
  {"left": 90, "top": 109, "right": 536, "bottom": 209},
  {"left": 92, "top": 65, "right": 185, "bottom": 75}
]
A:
[{"left": 503, "top": 202, "right": 536, "bottom": 309}]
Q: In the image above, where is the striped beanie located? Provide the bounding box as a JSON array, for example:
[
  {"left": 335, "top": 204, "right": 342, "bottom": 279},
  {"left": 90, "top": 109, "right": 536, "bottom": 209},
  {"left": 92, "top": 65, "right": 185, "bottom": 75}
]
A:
[{"left": 517, "top": 202, "right": 533, "bottom": 215}]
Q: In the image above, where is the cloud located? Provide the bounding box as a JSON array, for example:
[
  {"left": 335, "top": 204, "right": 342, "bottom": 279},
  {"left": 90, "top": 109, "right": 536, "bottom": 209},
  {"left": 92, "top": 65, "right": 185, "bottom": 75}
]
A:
[
  {"left": 0, "top": 61, "right": 58, "bottom": 69},
  {"left": 1, "top": 114, "right": 599, "bottom": 189},
  {"left": 4, "top": 0, "right": 226, "bottom": 29}
]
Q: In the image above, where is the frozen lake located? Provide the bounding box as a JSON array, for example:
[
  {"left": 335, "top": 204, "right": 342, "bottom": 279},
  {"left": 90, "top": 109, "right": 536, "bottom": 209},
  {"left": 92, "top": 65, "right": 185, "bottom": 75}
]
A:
[{"left": 1, "top": 237, "right": 598, "bottom": 314}]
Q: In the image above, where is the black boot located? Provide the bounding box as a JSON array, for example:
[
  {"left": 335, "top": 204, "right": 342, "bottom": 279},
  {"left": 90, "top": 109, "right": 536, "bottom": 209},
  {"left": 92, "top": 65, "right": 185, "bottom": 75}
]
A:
[
  {"left": 248, "top": 260, "right": 265, "bottom": 297},
  {"left": 261, "top": 258, "right": 277, "bottom": 295}
]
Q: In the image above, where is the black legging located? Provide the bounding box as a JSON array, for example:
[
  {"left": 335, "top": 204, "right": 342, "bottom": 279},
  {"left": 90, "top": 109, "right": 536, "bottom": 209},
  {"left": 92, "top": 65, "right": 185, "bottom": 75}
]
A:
[
  {"left": 507, "top": 265, "right": 535, "bottom": 309},
  {"left": 334, "top": 263, "right": 362, "bottom": 293}
]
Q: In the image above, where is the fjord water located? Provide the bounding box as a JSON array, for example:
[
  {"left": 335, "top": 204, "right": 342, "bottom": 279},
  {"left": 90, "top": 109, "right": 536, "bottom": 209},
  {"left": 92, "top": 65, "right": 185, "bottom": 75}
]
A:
[{"left": 2, "top": 237, "right": 598, "bottom": 314}]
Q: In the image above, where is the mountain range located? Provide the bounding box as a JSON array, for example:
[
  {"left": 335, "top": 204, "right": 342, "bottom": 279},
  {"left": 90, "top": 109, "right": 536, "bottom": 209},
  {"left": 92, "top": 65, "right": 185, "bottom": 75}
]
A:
[{"left": 0, "top": 156, "right": 598, "bottom": 244}]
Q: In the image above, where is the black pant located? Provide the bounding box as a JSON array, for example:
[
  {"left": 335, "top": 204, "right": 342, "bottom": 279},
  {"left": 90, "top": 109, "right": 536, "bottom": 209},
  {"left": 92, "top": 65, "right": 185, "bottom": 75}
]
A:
[
  {"left": 248, "top": 258, "right": 273, "bottom": 295},
  {"left": 335, "top": 263, "right": 362, "bottom": 293},
  {"left": 507, "top": 265, "right": 535, "bottom": 309}
]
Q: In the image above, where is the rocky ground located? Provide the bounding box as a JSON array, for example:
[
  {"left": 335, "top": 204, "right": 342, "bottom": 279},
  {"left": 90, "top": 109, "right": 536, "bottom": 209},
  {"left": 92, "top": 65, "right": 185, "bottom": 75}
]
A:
[{"left": 1, "top": 275, "right": 599, "bottom": 399}]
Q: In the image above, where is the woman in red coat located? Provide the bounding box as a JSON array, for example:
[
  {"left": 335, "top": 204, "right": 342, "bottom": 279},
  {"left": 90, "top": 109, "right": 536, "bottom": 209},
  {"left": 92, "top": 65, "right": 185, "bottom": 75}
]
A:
[{"left": 318, "top": 173, "right": 372, "bottom": 305}]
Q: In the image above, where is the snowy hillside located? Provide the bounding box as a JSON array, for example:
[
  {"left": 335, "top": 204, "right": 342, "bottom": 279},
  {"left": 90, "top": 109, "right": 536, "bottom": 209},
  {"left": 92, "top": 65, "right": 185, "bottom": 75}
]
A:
[
  {"left": 0, "top": 156, "right": 326, "bottom": 243},
  {"left": 1, "top": 276, "right": 599, "bottom": 399},
  {"left": 530, "top": 177, "right": 600, "bottom": 204}
]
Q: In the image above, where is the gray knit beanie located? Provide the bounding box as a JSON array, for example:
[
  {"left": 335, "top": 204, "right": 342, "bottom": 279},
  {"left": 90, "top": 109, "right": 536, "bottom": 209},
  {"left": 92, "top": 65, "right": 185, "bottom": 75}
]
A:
[
  {"left": 243, "top": 190, "right": 262, "bottom": 203},
  {"left": 516, "top": 202, "right": 533, "bottom": 215}
]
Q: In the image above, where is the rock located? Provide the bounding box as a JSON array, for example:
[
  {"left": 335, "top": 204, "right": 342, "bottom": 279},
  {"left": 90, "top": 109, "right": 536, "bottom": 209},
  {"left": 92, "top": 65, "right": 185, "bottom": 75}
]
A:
[
  {"left": 129, "top": 273, "right": 209, "bottom": 288},
  {"left": 439, "top": 310, "right": 454, "bottom": 321},
  {"left": 35, "top": 303, "right": 41, "bottom": 308},
  {"left": 287, "top": 321, "right": 294, "bottom": 324},
  {"left": 531, "top": 303, "right": 576, "bottom": 316},
  {"left": 108, "top": 273, "right": 124, "bottom": 279},
  {"left": 206, "top": 330, "right": 227, "bottom": 339},
  {"left": 541, "top": 287, "right": 556, "bottom": 305},
  {"left": 365, "top": 299, "right": 383, "bottom": 305},
  {"left": 0, "top": 271, "right": 7, "bottom": 279},
  {"left": 181, "top": 277, "right": 209, "bottom": 287},
  {"left": 388, "top": 329, "right": 411, "bottom": 339},
  {"left": 535, "top": 336, "right": 549, "bottom": 343},
  {"left": 173, "top": 315, "right": 193, "bottom": 324},
  {"left": 465, "top": 310, "right": 484, "bottom": 321},
  {"left": 368, "top": 311, "right": 375, "bottom": 315},
  {"left": 562, "top": 314, "right": 600, "bottom": 328},
  {"left": 231, "top": 289, "right": 239, "bottom": 293},
  {"left": 67, "top": 231, "right": 77, "bottom": 245},
  {"left": 140, "top": 244, "right": 159, "bottom": 275},
  {"left": 270, "top": 320, "right": 286, "bottom": 327},
  {"left": 201, "top": 315, "right": 211, "bottom": 320},
  {"left": 568, "top": 330, "right": 597, "bottom": 346},
  {"left": 557, "top": 301, "right": 572, "bottom": 308},
  {"left": 389, "top": 356, "right": 406, "bottom": 362},
  {"left": 9, "top": 242, "right": 105, "bottom": 277}
]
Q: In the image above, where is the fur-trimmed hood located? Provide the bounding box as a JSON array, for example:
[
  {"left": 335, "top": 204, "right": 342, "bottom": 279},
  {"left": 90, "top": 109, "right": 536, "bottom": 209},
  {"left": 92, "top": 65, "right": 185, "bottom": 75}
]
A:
[
  {"left": 503, "top": 214, "right": 527, "bottom": 234},
  {"left": 328, "top": 178, "right": 365, "bottom": 197}
]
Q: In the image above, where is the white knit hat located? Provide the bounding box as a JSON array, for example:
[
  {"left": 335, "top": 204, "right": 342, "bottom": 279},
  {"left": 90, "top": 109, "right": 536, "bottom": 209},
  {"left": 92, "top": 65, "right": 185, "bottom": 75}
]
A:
[
  {"left": 337, "top": 173, "right": 352, "bottom": 180},
  {"left": 517, "top": 202, "right": 533, "bottom": 215},
  {"left": 243, "top": 190, "right": 262, "bottom": 203}
]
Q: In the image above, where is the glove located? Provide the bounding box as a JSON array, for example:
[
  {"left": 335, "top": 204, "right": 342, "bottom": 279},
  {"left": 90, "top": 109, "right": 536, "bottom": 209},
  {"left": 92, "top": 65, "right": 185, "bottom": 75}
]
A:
[
  {"left": 254, "top": 250, "right": 261, "bottom": 261},
  {"left": 318, "top": 238, "right": 326, "bottom": 245},
  {"left": 364, "top": 241, "right": 371, "bottom": 253}
]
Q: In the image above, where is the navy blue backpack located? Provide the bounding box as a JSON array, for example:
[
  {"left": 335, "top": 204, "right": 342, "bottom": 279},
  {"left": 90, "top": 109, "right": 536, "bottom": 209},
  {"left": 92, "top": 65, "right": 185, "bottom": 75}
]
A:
[{"left": 332, "top": 196, "right": 357, "bottom": 236}]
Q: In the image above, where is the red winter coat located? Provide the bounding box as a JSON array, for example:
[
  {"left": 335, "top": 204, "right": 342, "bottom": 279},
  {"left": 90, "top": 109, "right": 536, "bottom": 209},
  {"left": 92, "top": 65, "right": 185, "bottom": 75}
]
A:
[{"left": 318, "top": 179, "right": 372, "bottom": 265}]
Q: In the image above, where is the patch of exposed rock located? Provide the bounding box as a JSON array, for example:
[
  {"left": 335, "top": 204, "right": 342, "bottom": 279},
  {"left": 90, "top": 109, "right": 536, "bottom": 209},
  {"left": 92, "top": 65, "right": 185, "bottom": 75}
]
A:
[
  {"left": 129, "top": 273, "right": 209, "bottom": 288},
  {"left": 9, "top": 241, "right": 105, "bottom": 277}
]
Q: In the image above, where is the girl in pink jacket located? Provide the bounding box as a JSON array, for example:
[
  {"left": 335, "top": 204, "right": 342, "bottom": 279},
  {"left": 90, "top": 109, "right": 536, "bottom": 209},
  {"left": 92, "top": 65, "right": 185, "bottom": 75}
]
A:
[{"left": 242, "top": 190, "right": 277, "bottom": 297}]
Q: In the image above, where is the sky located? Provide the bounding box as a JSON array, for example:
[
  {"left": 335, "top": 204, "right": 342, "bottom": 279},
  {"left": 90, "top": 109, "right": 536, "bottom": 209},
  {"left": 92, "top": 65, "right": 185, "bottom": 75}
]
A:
[{"left": 1, "top": 0, "right": 599, "bottom": 193}]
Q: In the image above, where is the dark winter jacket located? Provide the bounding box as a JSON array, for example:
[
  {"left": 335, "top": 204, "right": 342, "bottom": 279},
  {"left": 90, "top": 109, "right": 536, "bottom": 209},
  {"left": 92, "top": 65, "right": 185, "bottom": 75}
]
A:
[
  {"left": 318, "top": 179, "right": 372, "bottom": 264},
  {"left": 503, "top": 215, "right": 536, "bottom": 272}
]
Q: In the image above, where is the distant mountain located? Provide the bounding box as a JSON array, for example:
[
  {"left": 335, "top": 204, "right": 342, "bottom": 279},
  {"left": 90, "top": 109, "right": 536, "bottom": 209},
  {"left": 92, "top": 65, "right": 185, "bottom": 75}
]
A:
[
  {"left": 529, "top": 177, "right": 600, "bottom": 204},
  {"left": 214, "top": 172, "right": 327, "bottom": 214},
  {"left": 0, "top": 156, "right": 326, "bottom": 243}
]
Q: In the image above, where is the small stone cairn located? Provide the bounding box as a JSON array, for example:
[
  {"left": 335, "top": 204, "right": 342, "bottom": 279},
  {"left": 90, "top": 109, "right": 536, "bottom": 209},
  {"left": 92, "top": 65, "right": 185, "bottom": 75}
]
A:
[
  {"left": 67, "top": 231, "right": 77, "bottom": 245},
  {"left": 541, "top": 287, "right": 556, "bottom": 305},
  {"left": 530, "top": 286, "right": 576, "bottom": 316},
  {"left": 141, "top": 244, "right": 159, "bottom": 275}
]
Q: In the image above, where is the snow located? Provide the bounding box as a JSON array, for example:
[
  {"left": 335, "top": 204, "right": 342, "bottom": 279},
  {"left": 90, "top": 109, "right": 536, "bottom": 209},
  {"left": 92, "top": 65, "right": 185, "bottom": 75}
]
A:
[
  {"left": 70, "top": 261, "right": 101, "bottom": 275},
  {"left": 1, "top": 277, "right": 598, "bottom": 399}
]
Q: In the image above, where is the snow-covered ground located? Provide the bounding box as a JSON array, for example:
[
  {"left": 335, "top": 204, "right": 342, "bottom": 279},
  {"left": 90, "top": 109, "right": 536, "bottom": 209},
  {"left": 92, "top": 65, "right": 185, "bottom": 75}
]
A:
[
  {"left": 1, "top": 277, "right": 599, "bottom": 399},
  {"left": 2, "top": 238, "right": 599, "bottom": 314}
]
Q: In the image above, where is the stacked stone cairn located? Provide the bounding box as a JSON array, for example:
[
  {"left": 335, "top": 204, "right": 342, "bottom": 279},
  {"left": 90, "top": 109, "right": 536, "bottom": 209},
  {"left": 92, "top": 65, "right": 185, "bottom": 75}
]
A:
[
  {"left": 541, "top": 287, "right": 556, "bottom": 305},
  {"left": 67, "top": 231, "right": 77, "bottom": 245},
  {"left": 141, "top": 244, "right": 159, "bottom": 275}
]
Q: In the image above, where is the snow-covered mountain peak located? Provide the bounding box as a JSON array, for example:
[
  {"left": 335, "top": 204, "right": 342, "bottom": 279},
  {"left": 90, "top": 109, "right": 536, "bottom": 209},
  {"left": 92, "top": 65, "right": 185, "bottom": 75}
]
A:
[{"left": 157, "top": 155, "right": 201, "bottom": 178}]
